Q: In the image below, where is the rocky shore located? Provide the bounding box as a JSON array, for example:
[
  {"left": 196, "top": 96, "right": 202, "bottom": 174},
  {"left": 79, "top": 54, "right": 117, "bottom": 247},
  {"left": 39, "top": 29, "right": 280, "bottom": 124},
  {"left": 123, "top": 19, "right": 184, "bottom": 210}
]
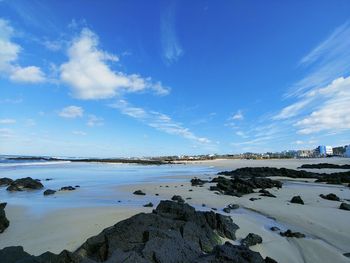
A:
[{"left": 0, "top": 200, "right": 276, "bottom": 263}]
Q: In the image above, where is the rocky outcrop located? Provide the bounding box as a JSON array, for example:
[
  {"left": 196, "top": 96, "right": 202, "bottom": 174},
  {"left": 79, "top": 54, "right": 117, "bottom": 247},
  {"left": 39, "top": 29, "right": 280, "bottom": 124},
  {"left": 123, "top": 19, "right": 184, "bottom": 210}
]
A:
[
  {"left": 191, "top": 177, "right": 208, "bottom": 186},
  {"left": 171, "top": 195, "right": 185, "bottom": 203},
  {"left": 133, "top": 190, "right": 146, "bottom": 195},
  {"left": 319, "top": 193, "right": 340, "bottom": 201},
  {"left": 6, "top": 177, "right": 43, "bottom": 191},
  {"left": 60, "top": 186, "right": 76, "bottom": 191},
  {"left": 0, "top": 202, "right": 10, "bottom": 233},
  {"left": 43, "top": 189, "right": 56, "bottom": 196},
  {"left": 0, "top": 178, "right": 13, "bottom": 187},
  {"left": 210, "top": 176, "right": 282, "bottom": 197},
  {"left": 218, "top": 167, "right": 350, "bottom": 184},
  {"left": 280, "top": 229, "right": 305, "bottom": 238},
  {"left": 0, "top": 201, "right": 279, "bottom": 263},
  {"left": 299, "top": 163, "right": 350, "bottom": 169},
  {"left": 339, "top": 203, "right": 350, "bottom": 211},
  {"left": 241, "top": 233, "right": 263, "bottom": 247},
  {"left": 290, "top": 196, "right": 304, "bottom": 205}
]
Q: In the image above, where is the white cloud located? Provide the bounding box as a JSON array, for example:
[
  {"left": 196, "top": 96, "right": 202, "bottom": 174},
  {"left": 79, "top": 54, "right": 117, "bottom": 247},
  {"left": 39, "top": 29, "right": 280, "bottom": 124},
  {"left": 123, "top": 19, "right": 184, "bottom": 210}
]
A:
[
  {"left": 110, "top": 100, "right": 211, "bottom": 144},
  {"left": 87, "top": 114, "right": 104, "bottom": 127},
  {"left": 72, "top": 130, "right": 87, "bottom": 136},
  {"left": 231, "top": 110, "right": 244, "bottom": 120},
  {"left": 0, "top": 128, "right": 14, "bottom": 138},
  {"left": 60, "top": 28, "right": 170, "bottom": 99},
  {"left": 295, "top": 76, "right": 350, "bottom": 134},
  {"left": 10, "top": 66, "right": 45, "bottom": 83},
  {"left": 0, "top": 118, "right": 16, "bottom": 124},
  {"left": 59, "top": 106, "right": 84, "bottom": 118},
  {"left": 0, "top": 18, "right": 46, "bottom": 83}
]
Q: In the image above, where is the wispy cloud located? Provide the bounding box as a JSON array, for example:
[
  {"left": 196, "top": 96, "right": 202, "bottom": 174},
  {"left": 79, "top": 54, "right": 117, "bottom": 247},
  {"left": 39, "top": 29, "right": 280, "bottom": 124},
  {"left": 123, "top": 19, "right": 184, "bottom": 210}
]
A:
[
  {"left": 59, "top": 106, "right": 84, "bottom": 118},
  {"left": 110, "top": 100, "right": 211, "bottom": 144},
  {"left": 72, "top": 130, "right": 87, "bottom": 136},
  {"left": 161, "top": 3, "right": 183, "bottom": 65},
  {"left": 87, "top": 114, "right": 104, "bottom": 127},
  {"left": 60, "top": 28, "right": 170, "bottom": 99},
  {"left": 0, "top": 119, "right": 16, "bottom": 124},
  {"left": 230, "top": 110, "right": 244, "bottom": 120}
]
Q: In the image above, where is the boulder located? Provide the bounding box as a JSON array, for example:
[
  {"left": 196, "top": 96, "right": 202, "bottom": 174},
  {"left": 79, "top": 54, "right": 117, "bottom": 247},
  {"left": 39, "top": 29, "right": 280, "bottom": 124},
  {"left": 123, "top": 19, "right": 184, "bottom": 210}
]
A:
[
  {"left": 6, "top": 177, "right": 43, "bottom": 191},
  {"left": 0, "top": 178, "right": 13, "bottom": 186},
  {"left": 143, "top": 202, "right": 153, "bottom": 207},
  {"left": 319, "top": 193, "right": 340, "bottom": 201},
  {"left": 241, "top": 233, "right": 263, "bottom": 247},
  {"left": 193, "top": 242, "right": 266, "bottom": 263},
  {"left": 171, "top": 195, "right": 185, "bottom": 203},
  {"left": 133, "top": 190, "right": 146, "bottom": 195},
  {"left": 0, "top": 202, "right": 10, "bottom": 233},
  {"left": 223, "top": 204, "right": 239, "bottom": 213},
  {"left": 0, "top": 201, "right": 276, "bottom": 263},
  {"left": 290, "top": 196, "right": 304, "bottom": 205},
  {"left": 191, "top": 178, "right": 208, "bottom": 186},
  {"left": 339, "top": 203, "right": 350, "bottom": 211},
  {"left": 280, "top": 229, "right": 305, "bottom": 238},
  {"left": 60, "top": 186, "right": 76, "bottom": 191},
  {"left": 270, "top": 226, "right": 280, "bottom": 232},
  {"left": 43, "top": 189, "right": 56, "bottom": 196}
]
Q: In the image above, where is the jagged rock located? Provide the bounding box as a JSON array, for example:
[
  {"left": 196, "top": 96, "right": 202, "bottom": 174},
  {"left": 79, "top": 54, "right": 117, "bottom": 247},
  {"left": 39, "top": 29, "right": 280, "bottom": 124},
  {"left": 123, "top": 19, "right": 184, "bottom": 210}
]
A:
[
  {"left": 6, "top": 177, "right": 43, "bottom": 192},
  {"left": 143, "top": 202, "right": 153, "bottom": 207},
  {"left": 250, "top": 198, "right": 260, "bottom": 201},
  {"left": 43, "top": 189, "right": 56, "bottom": 196},
  {"left": 241, "top": 233, "right": 263, "bottom": 247},
  {"left": 265, "top": 256, "right": 279, "bottom": 263},
  {"left": 133, "top": 190, "right": 146, "bottom": 195},
  {"left": 343, "top": 252, "right": 350, "bottom": 258},
  {"left": 270, "top": 226, "right": 280, "bottom": 232},
  {"left": 0, "top": 178, "right": 13, "bottom": 186},
  {"left": 290, "top": 196, "right": 304, "bottom": 205},
  {"left": 191, "top": 178, "right": 208, "bottom": 186},
  {"left": 280, "top": 229, "right": 305, "bottom": 238},
  {"left": 339, "top": 203, "right": 350, "bottom": 211},
  {"left": 0, "top": 202, "right": 10, "bottom": 233},
  {"left": 60, "top": 186, "right": 76, "bottom": 191},
  {"left": 193, "top": 242, "right": 266, "bottom": 263},
  {"left": 320, "top": 193, "right": 340, "bottom": 201},
  {"left": 223, "top": 204, "right": 239, "bottom": 213},
  {"left": 0, "top": 201, "right": 276, "bottom": 263},
  {"left": 299, "top": 163, "right": 350, "bottom": 169},
  {"left": 218, "top": 167, "right": 350, "bottom": 184},
  {"left": 171, "top": 195, "right": 185, "bottom": 203},
  {"left": 209, "top": 176, "right": 282, "bottom": 197},
  {"left": 259, "top": 189, "right": 276, "bottom": 198}
]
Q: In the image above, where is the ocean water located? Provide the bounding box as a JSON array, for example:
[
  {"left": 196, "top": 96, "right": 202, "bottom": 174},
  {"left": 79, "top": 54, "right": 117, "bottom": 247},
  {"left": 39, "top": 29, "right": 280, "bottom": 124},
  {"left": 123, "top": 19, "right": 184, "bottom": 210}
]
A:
[{"left": 0, "top": 160, "right": 216, "bottom": 211}]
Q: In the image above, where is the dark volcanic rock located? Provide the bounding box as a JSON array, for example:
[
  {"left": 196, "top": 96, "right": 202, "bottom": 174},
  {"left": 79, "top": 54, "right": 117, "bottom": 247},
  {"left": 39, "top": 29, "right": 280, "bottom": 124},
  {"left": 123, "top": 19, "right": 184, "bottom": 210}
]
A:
[
  {"left": 339, "top": 203, "right": 350, "bottom": 211},
  {"left": 210, "top": 176, "right": 282, "bottom": 197},
  {"left": 193, "top": 242, "right": 266, "bottom": 263},
  {"left": 223, "top": 204, "right": 239, "bottom": 213},
  {"left": 0, "top": 202, "right": 10, "bottom": 233},
  {"left": 290, "top": 196, "right": 304, "bottom": 205},
  {"left": 191, "top": 177, "right": 208, "bottom": 186},
  {"left": 320, "top": 193, "right": 340, "bottom": 201},
  {"left": 265, "top": 256, "right": 279, "bottom": 263},
  {"left": 270, "top": 226, "right": 280, "bottom": 232},
  {"left": 259, "top": 189, "right": 276, "bottom": 198},
  {"left": 241, "top": 233, "right": 263, "bottom": 247},
  {"left": 60, "top": 186, "right": 76, "bottom": 191},
  {"left": 43, "top": 189, "right": 56, "bottom": 196},
  {"left": 133, "top": 190, "right": 146, "bottom": 195},
  {"left": 299, "top": 163, "right": 350, "bottom": 169},
  {"left": 0, "top": 178, "right": 13, "bottom": 186},
  {"left": 250, "top": 198, "right": 260, "bottom": 201},
  {"left": 143, "top": 202, "right": 153, "bottom": 207},
  {"left": 6, "top": 177, "right": 43, "bottom": 191},
  {"left": 218, "top": 166, "right": 350, "bottom": 184},
  {"left": 171, "top": 195, "right": 185, "bottom": 203},
  {"left": 280, "top": 229, "right": 305, "bottom": 238},
  {"left": 0, "top": 201, "right": 277, "bottom": 263}
]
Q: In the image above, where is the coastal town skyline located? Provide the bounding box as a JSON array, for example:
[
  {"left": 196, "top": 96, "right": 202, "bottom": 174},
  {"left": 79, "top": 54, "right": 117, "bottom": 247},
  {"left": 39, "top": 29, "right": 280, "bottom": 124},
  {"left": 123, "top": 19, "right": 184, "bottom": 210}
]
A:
[{"left": 1, "top": 0, "right": 350, "bottom": 157}]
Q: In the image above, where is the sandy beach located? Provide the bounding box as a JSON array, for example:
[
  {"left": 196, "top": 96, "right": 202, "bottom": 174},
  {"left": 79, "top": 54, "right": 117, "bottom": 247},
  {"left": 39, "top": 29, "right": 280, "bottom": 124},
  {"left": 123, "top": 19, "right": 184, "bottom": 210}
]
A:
[{"left": 1, "top": 158, "right": 350, "bottom": 262}]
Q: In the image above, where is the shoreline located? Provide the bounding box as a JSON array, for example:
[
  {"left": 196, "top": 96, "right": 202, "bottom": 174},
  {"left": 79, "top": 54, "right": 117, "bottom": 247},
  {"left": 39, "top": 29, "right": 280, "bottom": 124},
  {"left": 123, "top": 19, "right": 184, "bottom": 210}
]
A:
[{"left": 0, "top": 158, "right": 349, "bottom": 262}]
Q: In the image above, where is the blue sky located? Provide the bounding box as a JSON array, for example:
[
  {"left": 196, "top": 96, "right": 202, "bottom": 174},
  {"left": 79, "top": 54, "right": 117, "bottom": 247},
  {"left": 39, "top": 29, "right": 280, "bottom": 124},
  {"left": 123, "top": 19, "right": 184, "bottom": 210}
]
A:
[{"left": 0, "top": 0, "right": 350, "bottom": 157}]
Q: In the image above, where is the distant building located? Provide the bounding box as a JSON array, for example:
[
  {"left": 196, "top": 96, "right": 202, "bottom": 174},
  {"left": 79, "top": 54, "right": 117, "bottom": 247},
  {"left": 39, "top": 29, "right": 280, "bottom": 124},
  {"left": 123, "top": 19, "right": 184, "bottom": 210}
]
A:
[
  {"left": 297, "top": 149, "right": 313, "bottom": 158},
  {"left": 316, "top": 145, "right": 333, "bottom": 157},
  {"left": 345, "top": 145, "right": 350, "bottom": 158}
]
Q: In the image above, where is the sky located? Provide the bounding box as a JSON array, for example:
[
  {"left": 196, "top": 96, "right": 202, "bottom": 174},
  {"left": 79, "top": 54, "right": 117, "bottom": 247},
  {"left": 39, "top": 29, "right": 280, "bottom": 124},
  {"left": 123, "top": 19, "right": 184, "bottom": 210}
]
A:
[{"left": 0, "top": 0, "right": 350, "bottom": 157}]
